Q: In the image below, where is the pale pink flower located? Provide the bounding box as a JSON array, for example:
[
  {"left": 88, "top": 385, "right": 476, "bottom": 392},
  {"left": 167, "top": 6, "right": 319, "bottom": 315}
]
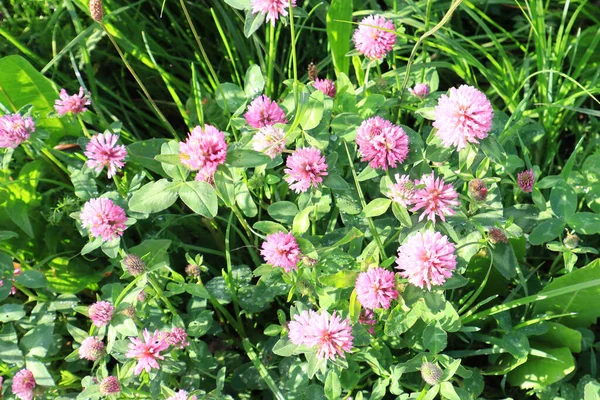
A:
[
  {"left": 388, "top": 174, "right": 415, "bottom": 207},
  {"left": 84, "top": 132, "right": 127, "bottom": 178},
  {"left": 88, "top": 301, "right": 114, "bottom": 327},
  {"left": 244, "top": 95, "right": 287, "bottom": 128},
  {"left": 356, "top": 116, "right": 409, "bottom": 170},
  {"left": 358, "top": 310, "right": 377, "bottom": 334},
  {"left": 433, "top": 85, "right": 493, "bottom": 150},
  {"left": 284, "top": 147, "right": 328, "bottom": 193},
  {"left": 78, "top": 336, "right": 105, "bottom": 361},
  {"left": 179, "top": 125, "right": 228, "bottom": 183},
  {"left": 288, "top": 310, "right": 353, "bottom": 360},
  {"left": 253, "top": 125, "right": 286, "bottom": 159},
  {"left": 395, "top": 231, "right": 456, "bottom": 290},
  {"left": 11, "top": 369, "right": 36, "bottom": 400},
  {"left": 353, "top": 15, "right": 396, "bottom": 60},
  {"left": 517, "top": 169, "right": 535, "bottom": 193},
  {"left": 0, "top": 113, "right": 35, "bottom": 149},
  {"left": 355, "top": 267, "right": 398, "bottom": 310},
  {"left": 126, "top": 329, "right": 170, "bottom": 375},
  {"left": 168, "top": 390, "right": 197, "bottom": 400},
  {"left": 261, "top": 232, "right": 301, "bottom": 272},
  {"left": 313, "top": 78, "right": 336, "bottom": 98},
  {"left": 99, "top": 376, "right": 120, "bottom": 396},
  {"left": 54, "top": 87, "right": 91, "bottom": 115},
  {"left": 80, "top": 198, "right": 128, "bottom": 241},
  {"left": 251, "top": 0, "right": 296, "bottom": 26},
  {"left": 410, "top": 172, "right": 460, "bottom": 224},
  {"left": 165, "top": 327, "right": 190, "bottom": 349},
  {"left": 409, "top": 83, "right": 430, "bottom": 98}
]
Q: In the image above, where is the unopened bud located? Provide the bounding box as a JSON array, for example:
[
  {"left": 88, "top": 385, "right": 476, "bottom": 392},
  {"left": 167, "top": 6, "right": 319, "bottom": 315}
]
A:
[
  {"left": 563, "top": 232, "right": 579, "bottom": 250},
  {"left": 185, "top": 264, "right": 201, "bottom": 278},
  {"left": 137, "top": 291, "right": 146, "bottom": 302},
  {"left": 296, "top": 279, "right": 314, "bottom": 297},
  {"left": 121, "top": 305, "right": 136, "bottom": 318},
  {"left": 488, "top": 227, "right": 507, "bottom": 244},
  {"left": 89, "top": 0, "right": 103, "bottom": 22},
  {"left": 302, "top": 256, "right": 317, "bottom": 268},
  {"left": 99, "top": 376, "right": 120, "bottom": 396},
  {"left": 123, "top": 254, "right": 145, "bottom": 276},
  {"left": 468, "top": 179, "right": 488, "bottom": 201},
  {"left": 421, "top": 362, "right": 443, "bottom": 386}
]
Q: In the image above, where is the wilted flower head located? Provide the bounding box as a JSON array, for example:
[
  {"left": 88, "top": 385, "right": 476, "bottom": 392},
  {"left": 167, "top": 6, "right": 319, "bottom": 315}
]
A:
[
  {"left": 563, "top": 231, "right": 580, "bottom": 250},
  {"left": 244, "top": 95, "right": 287, "bottom": 128},
  {"left": 421, "top": 362, "right": 443, "bottom": 386},
  {"left": 396, "top": 231, "right": 457, "bottom": 290},
  {"left": 409, "top": 83, "right": 430, "bottom": 98},
  {"left": 79, "top": 336, "right": 105, "bottom": 361},
  {"left": 80, "top": 198, "right": 128, "bottom": 241},
  {"left": 99, "top": 376, "right": 120, "bottom": 396},
  {"left": 284, "top": 147, "right": 328, "bottom": 193},
  {"left": 288, "top": 310, "right": 354, "bottom": 360},
  {"left": 517, "top": 169, "right": 535, "bottom": 193},
  {"left": 253, "top": 125, "right": 286, "bottom": 159},
  {"left": 261, "top": 232, "right": 301, "bottom": 272},
  {"left": 356, "top": 116, "right": 409, "bottom": 170},
  {"left": 123, "top": 254, "right": 145, "bottom": 276},
  {"left": 0, "top": 113, "right": 35, "bottom": 149},
  {"left": 185, "top": 264, "right": 201, "bottom": 277},
  {"left": 358, "top": 309, "right": 377, "bottom": 334},
  {"left": 165, "top": 327, "right": 190, "bottom": 349},
  {"left": 355, "top": 267, "right": 398, "bottom": 310},
  {"left": 88, "top": 300, "right": 114, "bottom": 327},
  {"left": 388, "top": 174, "right": 415, "bottom": 207},
  {"left": 167, "top": 390, "right": 197, "bottom": 400},
  {"left": 488, "top": 227, "right": 507, "bottom": 244},
  {"left": 55, "top": 87, "right": 91, "bottom": 116},
  {"left": 433, "top": 85, "right": 493, "bottom": 150},
  {"left": 410, "top": 172, "right": 460, "bottom": 224},
  {"left": 468, "top": 179, "right": 488, "bottom": 201},
  {"left": 126, "top": 329, "right": 169, "bottom": 375},
  {"left": 313, "top": 78, "right": 336, "bottom": 98},
  {"left": 84, "top": 132, "right": 127, "bottom": 178},
  {"left": 179, "top": 125, "right": 228, "bottom": 183},
  {"left": 11, "top": 369, "right": 36, "bottom": 400},
  {"left": 251, "top": 0, "right": 296, "bottom": 26},
  {"left": 121, "top": 305, "right": 136, "bottom": 318},
  {"left": 353, "top": 15, "right": 396, "bottom": 60}
]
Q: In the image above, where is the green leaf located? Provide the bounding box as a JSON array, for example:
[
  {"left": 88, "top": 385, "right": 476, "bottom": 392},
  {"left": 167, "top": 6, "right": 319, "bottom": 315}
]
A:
[
  {"left": 300, "top": 90, "right": 324, "bottom": 131},
  {"left": 415, "top": 107, "right": 435, "bottom": 120},
  {"left": 534, "top": 322, "right": 582, "bottom": 353},
  {"left": 179, "top": 181, "right": 218, "bottom": 218},
  {"left": 26, "top": 357, "right": 55, "bottom": 387},
  {"left": 243, "top": 10, "right": 265, "bottom": 38},
  {"left": 244, "top": 64, "right": 265, "bottom": 99},
  {"left": 268, "top": 201, "right": 298, "bottom": 224},
  {"left": 0, "top": 55, "right": 78, "bottom": 144},
  {"left": 159, "top": 141, "right": 188, "bottom": 181},
  {"left": 362, "top": 198, "right": 391, "bottom": 218},
  {"left": 214, "top": 166, "right": 235, "bottom": 207},
  {"left": 227, "top": 149, "right": 271, "bottom": 167},
  {"left": 439, "top": 382, "right": 461, "bottom": 400},
  {"left": 323, "top": 173, "right": 349, "bottom": 190},
  {"left": 224, "top": 0, "right": 251, "bottom": 10},
  {"left": 20, "top": 324, "right": 53, "bottom": 357},
  {"left": 326, "top": 0, "right": 353, "bottom": 76},
  {"left": 0, "top": 304, "right": 26, "bottom": 322},
  {"left": 533, "top": 259, "right": 600, "bottom": 328},
  {"left": 128, "top": 179, "right": 179, "bottom": 214},
  {"left": 422, "top": 323, "right": 447, "bottom": 353},
  {"left": 391, "top": 202, "right": 412, "bottom": 227},
  {"left": 272, "top": 336, "right": 302, "bottom": 357},
  {"left": 529, "top": 218, "right": 565, "bottom": 245},
  {"left": 70, "top": 169, "right": 98, "bottom": 200},
  {"left": 127, "top": 138, "right": 168, "bottom": 175},
  {"left": 319, "top": 270, "right": 359, "bottom": 289},
  {"left": 490, "top": 242, "right": 518, "bottom": 280},
  {"left": 0, "top": 324, "right": 23, "bottom": 364},
  {"left": 324, "top": 370, "right": 342, "bottom": 400},
  {"left": 293, "top": 206, "right": 314, "bottom": 235},
  {"left": 188, "top": 310, "right": 213, "bottom": 337},
  {"left": 550, "top": 182, "right": 577, "bottom": 219},
  {"left": 236, "top": 183, "right": 258, "bottom": 217},
  {"left": 215, "top": 82, "right": 246, "bottom": 111},
  {"left": 253, "top": 221, "right": 286, "bottom": 234},
  {"left": 507, "top": 346, "right": 575, "bottom": 390},
  {"left": 501, "top": 331, "right": 530, "bottom": 358},
  {"left": 385, "top": 302, "right": 422, "bottom": 336},
  {"left": 6, "top": 199, "right": 33, "bottom": 237},
  {"left": 567, "top": 212, "right": 600, "bottom": 235},
  {"left": 0, "top": 231, "right": 18, "bottom": 241},
  {"left": 15, "top": 270, "right": 47, "bottom": 288},
  {"left": 532, "top": 187, "right": 547, "bottom": 211}
]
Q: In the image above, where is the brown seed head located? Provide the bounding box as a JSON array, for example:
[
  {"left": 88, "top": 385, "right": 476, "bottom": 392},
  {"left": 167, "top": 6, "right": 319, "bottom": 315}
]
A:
[{"left": 89, "top": 0, "right": 103, "bottom": 22}]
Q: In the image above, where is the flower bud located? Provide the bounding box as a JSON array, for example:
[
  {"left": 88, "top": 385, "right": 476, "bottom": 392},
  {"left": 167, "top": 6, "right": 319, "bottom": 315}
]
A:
[
  {"left": 89, "top": 0, "right": 103, "bottom": 22},
  {"left": 488, "top": 227, "right": 508, "bottom": 244},
  {"left": 563, "top": 232, "right": 580, "bottom": 250},
  {"left": 121, "top": 305, "right": 136, "bottom": 318},
  {"left": 421, "top": 362, "right": 443, "bottom": 386},
  {"left": 185, "top": 264, "right": 201, "bottom": 278},
  {"left": 468, "top": 179, "right": 488, "bottom": 201},
  {"left": 99, "top": 376, "right": 120, "bottom": 396},
  {"left": 123, "top": 254, "right": 145, "bottom": 276},
  {"left": 296, "top": 279, "right": 314, "bottom": 297},
  {"left": 409, "top": 83, "right": 430, "bottom": 98}
]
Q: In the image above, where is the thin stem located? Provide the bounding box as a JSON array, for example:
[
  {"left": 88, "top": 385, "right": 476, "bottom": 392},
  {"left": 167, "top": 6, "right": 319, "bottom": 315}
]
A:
[
  {"left": 242, "top": 338, "right": 285, "bottom": 400},
  {"left": 100, "top": 23, "right": 179, "bottom": 139},
  {"left": 225, "top": 212, "right": 242, "bottom": 317},
  {"left": 342, "top": 141, "right": 387, "bottom": 258},
  {"left": 148, "top": 275, "right": 178, "bottom": 315},
  {"left": 267, "top": 23, "right": 276, "bottom": 96},
  {"left": 288, "top": 0, "right": 298, "bottom": 83}
]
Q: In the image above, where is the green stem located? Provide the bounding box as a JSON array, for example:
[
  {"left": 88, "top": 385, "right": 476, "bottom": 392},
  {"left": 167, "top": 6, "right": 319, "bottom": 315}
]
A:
[
  {"left": 225, "top": 212, "right": 242, "bottom": 317},
  {"left": 343, "top": 141, "right": 386, "bottom": 258},
  {"left": 148, "top": 275, "right": 178, "bottom": 315},
  {"left": 288, "top": 0, "right": 298, "bottom": 83},
  {"left": 242, "top": 338, "right": 285, "bottom": 400},
  {"left": 267, "top": 23, "right": 276, "bottom": 96}
]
